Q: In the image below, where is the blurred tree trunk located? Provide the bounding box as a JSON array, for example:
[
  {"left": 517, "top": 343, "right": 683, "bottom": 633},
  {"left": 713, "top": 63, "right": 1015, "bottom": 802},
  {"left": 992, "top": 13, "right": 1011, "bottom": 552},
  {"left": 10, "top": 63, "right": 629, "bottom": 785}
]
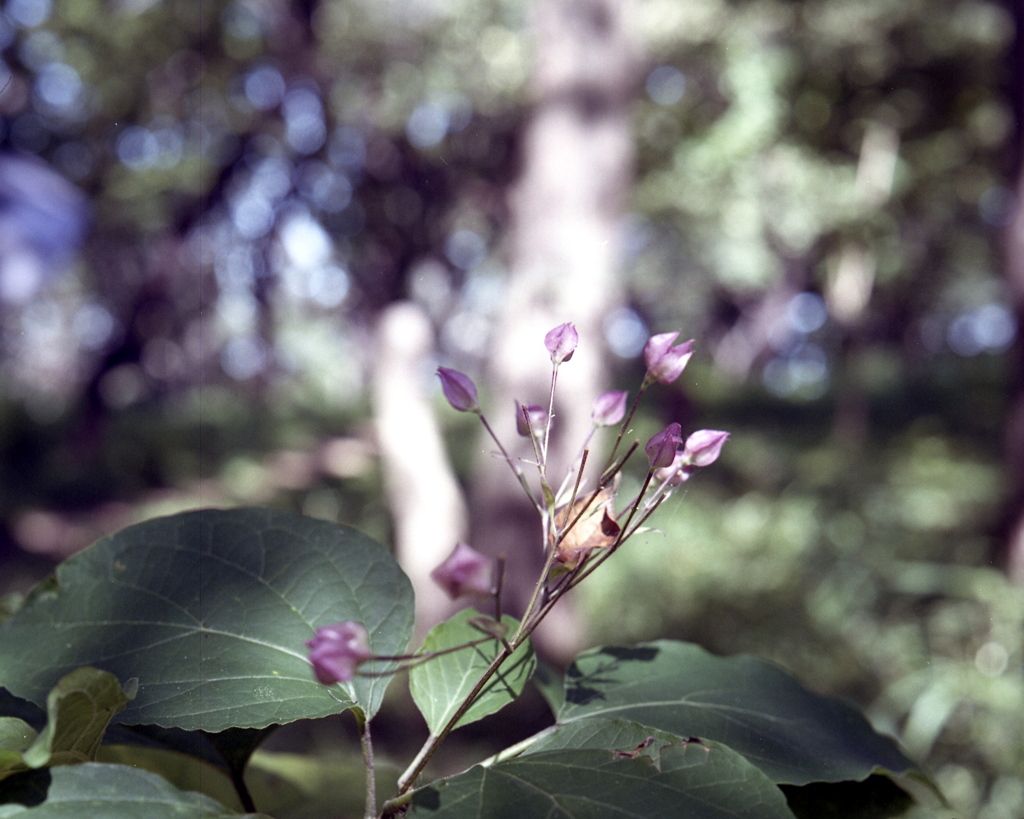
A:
[
  {"left": 1002, "top": 0, "right": 1024, "bottom": 584},
  {"left": 372, "top": 303, "right": 470, "bottom": 638},
  {"left": 469, "top": 0, "right": 640, "bottom": 660}
]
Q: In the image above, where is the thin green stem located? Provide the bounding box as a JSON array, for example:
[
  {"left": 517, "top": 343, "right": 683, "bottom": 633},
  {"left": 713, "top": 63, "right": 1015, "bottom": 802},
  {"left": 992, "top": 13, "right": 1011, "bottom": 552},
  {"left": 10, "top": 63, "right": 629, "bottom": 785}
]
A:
[
  {"left": 358, "top": 715, "right": 377, "bottom": 819},
  {"left": 555, "top": 426, "right": 596, "bottom": 501},
  {"left": 493, "top": 555, "right": 505, "bottom": 622},
  {"left": 512, "top": 536, "right": 561, "bottom": 645},
  {"left": 356, "top": 635, "right": 501, "bottom": 677},
  {"left": 479, "top": 412, "right": 542, "bottom": 512},
  {"left": 541, "top": 365, "right": 559, "bottom": 471},
  {"left": 602, "top": 384, "right": 647, "bottom": 478}
]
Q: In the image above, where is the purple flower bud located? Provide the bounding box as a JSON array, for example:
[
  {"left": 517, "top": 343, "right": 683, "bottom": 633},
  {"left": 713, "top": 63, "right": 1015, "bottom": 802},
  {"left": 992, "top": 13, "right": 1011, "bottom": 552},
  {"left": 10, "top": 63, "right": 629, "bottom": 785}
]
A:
[
  {"left": 306, "top": 621, "right": 373, "bottom": 684},
  {"left": 653, "top": 451, "right": 691, "bottom": 486},
  {"left": 515, "top": 401, "right": 547, "bottom": 437},
  {"left": 643, "top": 332, "right": 694, "bottom": 384},
  {"left": 591, "top": 390, "right": 628, "bottom": 427},
  {"left": 431, "top": 542, "right": 495, "bottom": 599},
  {"left": 682, "top": 429, "right": 729, "bottom": 467},
  {"left": 544, "top": 322, "right": 578, "bottom": 364},
  {"left": 645, "top": 422, "right": 683, "bottom": 470},
  {"left": 437, "top": 367, "right": 480, "bottom": 413}
]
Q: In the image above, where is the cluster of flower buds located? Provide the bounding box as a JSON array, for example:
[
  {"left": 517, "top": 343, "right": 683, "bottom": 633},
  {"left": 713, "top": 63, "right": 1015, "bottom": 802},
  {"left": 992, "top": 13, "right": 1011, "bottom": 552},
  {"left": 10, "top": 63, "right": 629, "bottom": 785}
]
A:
[
  {"left": 306, "top": 321, "right": 728, "bottom": 686},
  {"left": 652, "top": 428, "right": 730, "bottom": 486}
]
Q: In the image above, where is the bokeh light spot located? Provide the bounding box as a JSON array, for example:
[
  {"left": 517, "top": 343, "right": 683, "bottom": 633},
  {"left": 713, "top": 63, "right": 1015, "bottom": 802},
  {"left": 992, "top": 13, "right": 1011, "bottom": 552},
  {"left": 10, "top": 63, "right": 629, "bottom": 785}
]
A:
[
  {"left": 72, "top": 302, "right": 116, "bottom": 350},
  {"left": 646, "top": 65, "right": 686, "bottom": 106},
  {"left": 221, "top": 335, "right": 267, "bottom": 380},
  {"left": 947, "top": 302, "right": 1016, "bottom": 356},
  {"left": 603, "top": 306, "right": 648, "bottom": 358},
  {"left": 244, "top": 64, "right": 285, "bottom": 111},
  {"left": 406, "top": 102, "right": 449, "bottom": 149},
  {"left": 6, "top": 0, "right": 52, "bottom": 29},
  {"left": 786, "top": 292, "right": 828, "bottom": 334},
  {"left": 444, "top": 229, "right": 486, "bottom": 270}
]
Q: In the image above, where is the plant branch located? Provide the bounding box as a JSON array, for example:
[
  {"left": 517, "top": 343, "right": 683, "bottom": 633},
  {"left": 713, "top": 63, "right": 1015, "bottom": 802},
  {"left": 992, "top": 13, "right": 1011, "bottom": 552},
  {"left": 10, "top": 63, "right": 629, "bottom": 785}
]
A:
[
  {"left": 394, "top": 640, "right": 516, "bottom": 795},
  {"left": 479, "top": 412, "right": 542, "bottom": 512},
  {"left": 602, "top": 385, "right": 646, "bottom": 477}
]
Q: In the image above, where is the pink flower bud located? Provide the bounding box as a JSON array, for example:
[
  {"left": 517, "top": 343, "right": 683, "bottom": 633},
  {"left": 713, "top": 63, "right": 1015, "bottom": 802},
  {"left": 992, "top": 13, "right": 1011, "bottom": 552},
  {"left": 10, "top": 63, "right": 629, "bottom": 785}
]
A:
[
  {"left": 437, "top": 367, "right": 480, "bottom": 413},
  {"left": 643, "top": 332, "right": 694, "bottom": 384},
  {"left": 515, "top": 401, "right": 547, "bottom": 437},
  {"left": 645, "top": 422, "right": 683, "bottom": 470},
  {"left": 682, "top": 429, "right": 729, "bottom": 467},
  {"left": 653, "top": 451, "right": 691, "bottom": 486},
  {"left": 591, "top": 390, "right": 628, "bottom": 427},
  {"left": 544, "top": 322, "right": 578, "bottom": 364},
  {"left": 431, "top": 542, "right": 495, "bottom": 599},
  {"left": 306, "top": 621, "right": 373, "bottom": 684}
]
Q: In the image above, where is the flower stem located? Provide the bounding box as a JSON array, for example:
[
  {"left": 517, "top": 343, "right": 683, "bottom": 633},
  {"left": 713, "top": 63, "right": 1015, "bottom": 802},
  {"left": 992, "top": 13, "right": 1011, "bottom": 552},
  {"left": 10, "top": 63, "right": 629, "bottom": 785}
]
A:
[
  {"left": 357, "top": 714, "right": 377, "bottom": 819},
  {"left": 602, "top": 385, "right": 646, "bottom": 477},
  {"left": 479, "top": 412, "right": 542, "bottom": 512}
]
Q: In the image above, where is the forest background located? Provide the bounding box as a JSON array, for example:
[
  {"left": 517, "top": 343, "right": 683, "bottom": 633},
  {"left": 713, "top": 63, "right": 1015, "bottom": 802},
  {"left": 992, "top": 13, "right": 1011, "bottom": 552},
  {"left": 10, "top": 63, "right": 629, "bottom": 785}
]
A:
[{"left": 0, "top": 1, "right": 1022, "bottom": 817}]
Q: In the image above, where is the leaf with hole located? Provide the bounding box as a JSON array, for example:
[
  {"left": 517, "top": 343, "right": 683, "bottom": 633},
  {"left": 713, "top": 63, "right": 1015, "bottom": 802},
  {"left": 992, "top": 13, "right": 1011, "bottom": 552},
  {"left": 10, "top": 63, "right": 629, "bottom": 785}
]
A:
[{"left": 557, "top": 641, "right": 916, "bottom": 785}]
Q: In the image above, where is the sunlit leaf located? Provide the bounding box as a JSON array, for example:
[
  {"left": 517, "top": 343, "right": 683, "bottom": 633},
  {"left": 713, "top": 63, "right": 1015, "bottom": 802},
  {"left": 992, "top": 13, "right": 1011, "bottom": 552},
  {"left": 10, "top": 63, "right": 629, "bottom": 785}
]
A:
[
  {"left": 21, "top": 668, "right": 130, "bottom": 770},
  {"left": 0, "top": 721, "right": 36, "bottom": 781},
  {"left": 409, "top": 610, "right": 534, "bottom": 735},
  {"left": 0, "top": 668, "right": 129, "bottom": 782}
]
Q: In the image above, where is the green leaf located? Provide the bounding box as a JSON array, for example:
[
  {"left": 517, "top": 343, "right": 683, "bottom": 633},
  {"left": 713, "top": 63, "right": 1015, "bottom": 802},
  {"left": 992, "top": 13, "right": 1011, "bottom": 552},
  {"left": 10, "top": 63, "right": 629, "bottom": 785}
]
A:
[
  {"left": 22, "top": 668, "right": 130, "bottom": 770},
  {"left": 409, "top": 738, "right": 796, "bottom": 818},
  {"left": 513, "top": 716, "right": 696, "bottom": 758},
  {"left": 96, "top": 745, "right": 243, "bottom": 811},
  {"left": 0, "top": 721, "right": 36, "bottom": 780},
  {"left": 409, "top": 610, "right": 535, "bottom": 735},
  {"left": 0, "top": 508, "right": 414, "bottom": 732},
  {"left": 486, "top": 719, "right": 929, "bottom": 818},
  {"left": 0, "top": 762, "right": 262, "bottom": 817},
  {"left": 0, "top": 669, "right": 129, "bottom": 782},
  {"left": 557, "top": 641, "right": 916, "bottom": 785},
  {"left": 530, "top": 660, "right": 565, "bottom": 718}
]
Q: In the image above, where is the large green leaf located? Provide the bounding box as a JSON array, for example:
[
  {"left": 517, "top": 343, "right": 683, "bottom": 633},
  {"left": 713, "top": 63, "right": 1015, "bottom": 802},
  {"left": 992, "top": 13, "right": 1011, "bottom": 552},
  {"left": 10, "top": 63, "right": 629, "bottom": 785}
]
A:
[
  {"left": 0, "top": 508, "right": 414, "bottom": 731},
  {"left": 557, "top": 641, "right": 915, "bottom": 786},
  {"left": 409, "top": 610, "right": 535, "bottom": 735},
  {"left": 512, "top": 716, "right": 700, "bottom": 758},
  {"left": 409, "top": 734, "right": 796, "bottom": 818},
  {"left": 0, "top": 762, "right": 261, "bottom": 817}
]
